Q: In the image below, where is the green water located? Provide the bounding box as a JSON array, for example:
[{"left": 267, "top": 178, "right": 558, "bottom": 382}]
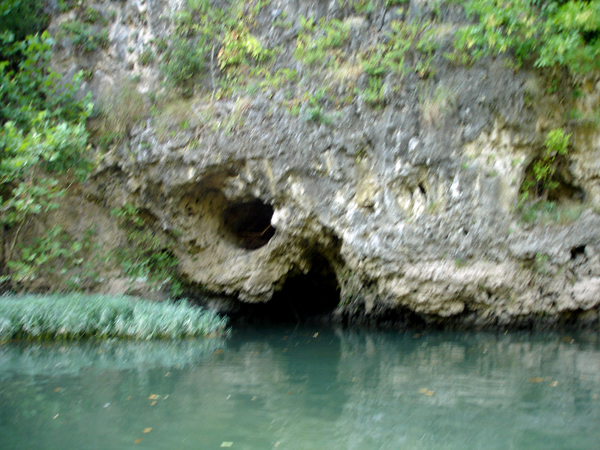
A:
[{"left": 1, "top": 327, "right": 599, "bottom": 450}]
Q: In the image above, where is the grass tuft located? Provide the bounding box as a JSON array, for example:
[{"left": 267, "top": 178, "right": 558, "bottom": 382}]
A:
[{"left": 0, "top": 294, "right": 228, "bottom": 342}]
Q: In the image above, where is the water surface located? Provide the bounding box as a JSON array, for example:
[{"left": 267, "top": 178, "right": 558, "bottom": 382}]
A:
[{"left": 1, "top": 327, "right": 599, "bottom": 450}]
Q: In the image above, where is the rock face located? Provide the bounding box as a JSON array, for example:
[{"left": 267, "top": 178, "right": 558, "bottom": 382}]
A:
[{"left": 48, "top": 0, "right": 600, "bottom": 327}]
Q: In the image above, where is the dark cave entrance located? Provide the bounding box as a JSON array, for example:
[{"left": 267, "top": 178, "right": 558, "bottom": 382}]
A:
[
  {"left": 222, "top": 198, "right": 275, "bottom": 250},
  {"left": 231, "top": 252, "right": 341, "bottom": 325}
]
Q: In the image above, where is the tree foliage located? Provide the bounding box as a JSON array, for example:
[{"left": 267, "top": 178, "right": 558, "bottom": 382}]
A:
[
  {"left": 453, "top": 0, "right": 600, "bottom": 74},
  {"left": 0, "top": 30, "right": 92, "bottom": 285},
  {"left": 0, "top": 0, "right": 50, "bottom": 41}
]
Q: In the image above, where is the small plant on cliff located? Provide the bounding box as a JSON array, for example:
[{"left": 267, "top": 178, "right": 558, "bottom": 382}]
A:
[
  {"left": 161, "top": 36, "right": 208, "bottom": 97},
  {"left": 303, "top": 88, "right": 329, "bottom": 123},
  {"left": 139, "top": 47, "right": 155, "bottom": 66},
  {"left": 357, "top": 20, "right": 438, "bottom": 105},
  {"left": 519, "top": 127, "right": 571, "bottom": 205},
  {"left": 161, "top": 0, "right": 273, "bottom": 97},
  {"left": 6, "top": 225, "right": 100, "bottom": 291},
  {"left": 294, "top": 17, "right": 350, "bottom": 68},
  {"left": 111, "top": 204, "right": 183, "bottom": 296},
  {"left": 59, "top": 20, "right": 110, "bottom": 53},
  {"left": 218, "top": 24, "right": 273, "bottom": 73},
  {"left": 91, "top": 80, "right": 147, "bottom": 150}
]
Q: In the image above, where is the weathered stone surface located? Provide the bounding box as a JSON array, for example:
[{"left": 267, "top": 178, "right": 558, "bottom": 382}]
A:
[{"left": 47, "top": 0, "right": 600, "bottom": 327}]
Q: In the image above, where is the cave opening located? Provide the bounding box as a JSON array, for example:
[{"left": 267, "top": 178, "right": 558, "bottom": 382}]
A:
[
  {"left": 520, "top": 154, "right": 585, "bottom": 205},
  {"left": 231, "top": 252, "right": 341, "bottom": 325},
  {"left": 222, "top": 198, "right": 275, "bottom": 250}
]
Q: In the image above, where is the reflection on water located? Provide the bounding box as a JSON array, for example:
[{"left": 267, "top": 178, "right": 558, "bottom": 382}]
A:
[{"left": 0, "top": 328, "right": 599, "bottom": 450}]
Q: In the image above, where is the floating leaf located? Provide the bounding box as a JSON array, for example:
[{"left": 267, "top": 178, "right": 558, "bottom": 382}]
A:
[
  {"left": 54, "top": 387, "right": 61, "bottom": 392},
  {"left": 550, "top": 381, "right": 558, "bottom": 387},
  {"left": 418, "top": 388, "right": 428, "bottom": 394},
  {"left": 150, "top": 401, "right": 157, "bottom": 406},
  {"left": 426, "top": 390, "right": 435, "bottom": 396},
  {"left": 215, "top": 349, "right": 224, "bottom": 354},
  {"left": 313, "top": 333, "right": 319, "bottom": 338},
  {"left": 143, "top": 428, "right": 152, "bottom": 433},
  {"left": 529, "top": 377, "right": 544, "bottom": 383},
  {"left": 134, "top": 438, "right": 142, "bottom": 444},
  {"left": 221, "top": 442, "right": 233, "bottom": 447},
  {"left": 148, "top": 394, "right": 158, "bottom": 400}
]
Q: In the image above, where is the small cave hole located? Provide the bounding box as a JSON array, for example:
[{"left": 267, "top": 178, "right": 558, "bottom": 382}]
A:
[
  {"left": 520, "top": 156, "right": 585, "bottom": 204},
  {"left": 231, "top": 253, "right": 340, "bottom": 325},
  {"left": 570, "top": 245, "right": 586, "bottom": 260},
  {"left": 222, "top": 198, "right": 275, "bottom": 250}
]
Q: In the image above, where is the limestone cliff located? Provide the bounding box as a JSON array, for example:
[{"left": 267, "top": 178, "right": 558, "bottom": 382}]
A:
[{"left": 41, "top": 0, "right": 600, "bottom": 328}]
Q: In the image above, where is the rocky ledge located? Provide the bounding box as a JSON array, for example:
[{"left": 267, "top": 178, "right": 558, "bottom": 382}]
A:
[{"left": 41, "top": 0, "right": 600, "bottom": 329}]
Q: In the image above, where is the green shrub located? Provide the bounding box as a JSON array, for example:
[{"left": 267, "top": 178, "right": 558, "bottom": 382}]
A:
[
  {"left": 294, "top": 17, "right": 350, "bottom": 67},
  {"left": 139, "top": 47, "right": 155, "bottom": 66},
  {"left": 161, "top": 37, "right": 207, "bottom": 96},
  {"left": 0, "top": 294, "right": 229, "bottom": 341},
  {"left": 0, "top": 0, "right": 50, "bottom": 41},
  {"left": 386, "top": 0, "right": 409, "bottom": 6},
  {"left": 92, "top": 80, "right": 147, "bottom": 148},
  {"left": 519, "top": 127, "right": 571, "bottom": 204},
  {"left": 218, "top": 24, "right": 273, "bottom": 71},
  {"left": 304, "top": 87, "right": 334, "bottom": 124},
  {"left": 6, "top": 225, "right": 100, "bottom": 291},
  {"left": 357, "top": 20, "right": 438, "bottom": 105},
  {"left": 451, "top": 0, "right": 600, "bottom": 74},
  {"left": 81, "top": 6, "right": 108, "bottom": 26},
  {"left": 110, "top": 204, "right": 182, "bottom": 296},
  {"left": 0, "top": 32, "right": 93, "bottom": 284},
  {"left": 352, "top": 0, "right": 375, "bottom": 15},
  {"left": 60, "top": 21, "right": 110, "bottom": 53},
  {"left": 57, "top": 0, "right": 79, "bottom": 14}
]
